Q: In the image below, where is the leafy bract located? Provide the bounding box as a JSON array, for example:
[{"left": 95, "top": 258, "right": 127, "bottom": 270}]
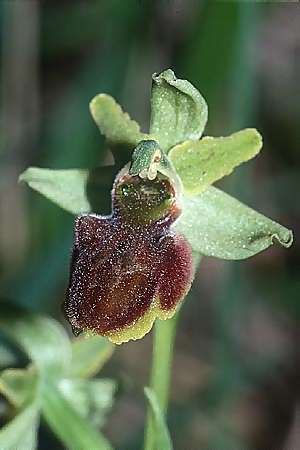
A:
[
  {"left": 150, "top": 69, "right": 208, "bottom": 152},
  {"left": 0, "top": 308, "right": 71, "bottom": 377},
  {"left": 69, "top": 335, "right": 114, "bottom": 378},
  {"left": 58, "top": 378, "right": 116, "bottom": 428},
  {"left": 174, "top": 187, "right": 293, "bottom": 260},
  {"left": 90, "top": 94, "right": 148, "bottom": 146},
  {"left": 19, "top": 167, "right": 115, "bottom": 215},
  {"left": 0, "top": 402, "right": 39, "bottom": 450},
  {"left": 144, "top": 387, "right": 173, "bottom": 450},
  {"left": 42, "top": 383, "right": 113, "bottom": 450},
  {"left": 0, "top": 367, "right": 40, "bottom": 450},
  {"left": 169, "top": 128, "right": 262, "bottom": 195},
  {"left": 0, "top": 307, "right": 115, "bottom": 450},
  {"left": 0, "top": 366, "right": 38, "bottom": 408}
]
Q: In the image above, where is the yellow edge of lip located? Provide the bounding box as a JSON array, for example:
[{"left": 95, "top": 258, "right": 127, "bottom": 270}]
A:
[{"left": 106, "top": 298, "right": 176, "bottom": 345}]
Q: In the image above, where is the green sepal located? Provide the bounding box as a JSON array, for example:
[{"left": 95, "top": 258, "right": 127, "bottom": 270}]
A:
[
  {"left": 169, "top": 128, "right": 262, "bottom": 195},
  {"left": 150, "top": 69, "right": 208, "bottom": 152},
  {"left": 174, "top": 186, "right": 293, "bottom": 260},
  {"left": 19, "top": 167, "right": 116, "bottom": 215}
]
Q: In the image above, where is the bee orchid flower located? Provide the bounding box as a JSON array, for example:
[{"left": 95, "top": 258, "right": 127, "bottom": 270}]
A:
[{"left": 20, "top": 69, "right": 293, "bottom": 344}]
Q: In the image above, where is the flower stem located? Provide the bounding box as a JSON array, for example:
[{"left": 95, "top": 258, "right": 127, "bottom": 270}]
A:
[{"left": 144, "top": 314, "right": 178, "bottom": 450}]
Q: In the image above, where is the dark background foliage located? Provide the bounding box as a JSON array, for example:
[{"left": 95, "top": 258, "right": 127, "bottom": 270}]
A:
[{"left": 0, "top": 1, "right": 299, "bottom": 449}]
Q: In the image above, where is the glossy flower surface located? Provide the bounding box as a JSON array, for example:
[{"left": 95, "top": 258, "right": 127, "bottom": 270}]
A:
[{"left": 64, "top": 170, "right": 193, "bottom": 344}]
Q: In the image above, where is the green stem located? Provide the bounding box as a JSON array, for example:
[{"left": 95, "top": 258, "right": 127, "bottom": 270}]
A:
[{"left": 144, "top": 314, "right": 178, "bottom": 450}]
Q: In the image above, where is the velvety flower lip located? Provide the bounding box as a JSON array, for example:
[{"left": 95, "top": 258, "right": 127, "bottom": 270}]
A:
[{"left": 64, "top": 171, "right": 193, "bottom": 344}]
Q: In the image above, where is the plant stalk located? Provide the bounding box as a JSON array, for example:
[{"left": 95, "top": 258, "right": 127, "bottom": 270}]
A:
[{"left": 144, "top": 314, "right": 178, "bottom": 450}]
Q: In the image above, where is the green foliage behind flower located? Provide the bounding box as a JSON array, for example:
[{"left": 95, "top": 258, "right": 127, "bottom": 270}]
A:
[{"left": 0, "top": 305, "right": 115, "bottom": 450}]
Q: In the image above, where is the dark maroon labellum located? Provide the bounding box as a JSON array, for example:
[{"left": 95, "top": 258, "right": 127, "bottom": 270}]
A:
[{"left": 64, "top": 170, "right": 193, "bottom": 344}]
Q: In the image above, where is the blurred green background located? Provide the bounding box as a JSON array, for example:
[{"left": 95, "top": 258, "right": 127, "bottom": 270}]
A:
[{"left": 0, "top": 1, "right": 299, "bottom": 449}]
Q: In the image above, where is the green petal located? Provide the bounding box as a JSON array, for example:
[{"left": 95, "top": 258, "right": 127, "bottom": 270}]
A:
[
  {"left": 90, "top": 93, "right": 148, "bottom": 146},
  {"left": 19, "top": 167, "right": 115, "bottom": 215},
  {"left": 150, "top": 69, "right": 208, "bottom": 152},
  {"left": 68, "top": 336, "right": 114, "bottom": 379},
  {"left": 169, "top": 129, "right": 262, "bottom": 195},
  {"left": 174, "top": 187, "right": 293, "bottom": 260},
  {"left": 144, "top": 387, "right": 173, "bottom": 450}
]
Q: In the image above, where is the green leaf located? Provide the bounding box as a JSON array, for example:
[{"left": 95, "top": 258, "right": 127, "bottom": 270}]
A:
[
  {"left": 0, "top": 402, "right": 39, "bottom": 450},
  {"left": 150, "top": 69, "right": 208, "bottom": 151},
  {"left": 90, "top": 93, "right": 148, "bottom": 146},
  {"left": 0, "top": 307, "right": 71, "bottom": 377},
  {"left": 169, "top": 128, "right": 262, "bottom": 195},
  {"left": 174, "top": 186, "right": 293, "bottom": 260},
  {"left": 42, "top": 383, "right": 113, "bottom": 450},
  {"left": 69, "top": 335, "right": 114, "bottom": 378},
  {"left": 0, "top": 366, "right": 38, "bottom": 408},
  {"left": 58, "top": 378, "right": 116, "bottom": 428},
  {"left": 144, "top": 387, "right": 173, "bottom": 450},
  {"left": 19, "top": 166, "right": 115, "bottom": 215},
  {"left": 0, "top": 367, "right": 40, "bottom": 450}
]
